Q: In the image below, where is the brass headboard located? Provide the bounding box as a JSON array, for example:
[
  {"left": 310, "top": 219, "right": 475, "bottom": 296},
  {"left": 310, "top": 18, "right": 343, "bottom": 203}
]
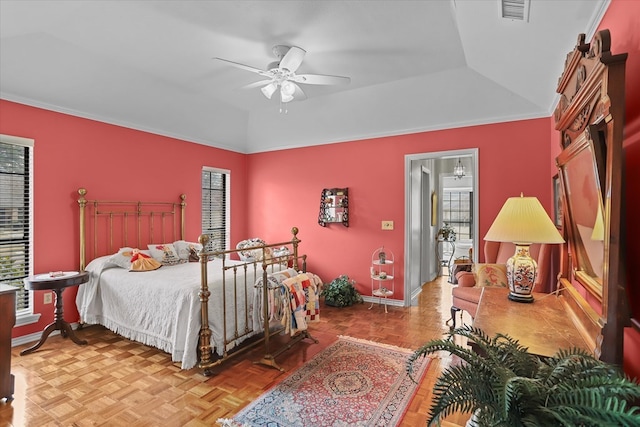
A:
[{"left": 77, "top": 188, "right": 186, "bottom": 270}]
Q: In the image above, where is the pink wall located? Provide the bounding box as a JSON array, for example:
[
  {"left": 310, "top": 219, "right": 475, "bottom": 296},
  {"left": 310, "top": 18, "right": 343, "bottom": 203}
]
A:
[
  {"left": 0, "top": 100, "right": 249, "bottom": 338},
  {"left": 0, "top": 106, "right": 553, "bottom": 338},
  {"left": 247, "top": 118, "right": 553, "bottom": 300}
]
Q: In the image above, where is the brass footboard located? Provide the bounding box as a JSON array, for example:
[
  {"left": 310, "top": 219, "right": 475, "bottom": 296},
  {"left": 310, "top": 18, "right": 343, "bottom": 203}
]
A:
[{"left": 196, "top": 227, "right": 315, "bottom": 374}]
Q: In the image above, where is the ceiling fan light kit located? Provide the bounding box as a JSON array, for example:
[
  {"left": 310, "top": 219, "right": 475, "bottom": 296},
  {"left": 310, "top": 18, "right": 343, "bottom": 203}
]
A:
[
  {"left": 215, "top": 44, "right": 350, "bottom": 107},
  {"left": 260, "top": 82, "right": 277, "bottom": 99}
]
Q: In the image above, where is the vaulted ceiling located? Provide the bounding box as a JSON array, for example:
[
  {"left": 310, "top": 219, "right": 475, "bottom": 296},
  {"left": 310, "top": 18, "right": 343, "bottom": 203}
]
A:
[{"left": 0, "top": 1, "right": 609, "bottom": 153}]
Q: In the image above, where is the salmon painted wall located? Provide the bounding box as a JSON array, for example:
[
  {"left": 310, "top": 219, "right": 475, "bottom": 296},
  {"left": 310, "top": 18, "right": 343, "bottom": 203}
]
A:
[
  {"left": 246, "top": 118, "right": 553, "bottom": 301},
  {"left": 0, "top": 100, "right": 249, "bottom": 339},
  {"left": 597, "top": 0, "right": 640, "bottom": 379}
]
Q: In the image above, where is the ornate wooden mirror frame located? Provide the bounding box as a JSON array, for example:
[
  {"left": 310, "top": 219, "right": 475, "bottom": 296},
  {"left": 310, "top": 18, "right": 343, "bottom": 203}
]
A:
[{"left": 554, "top": 29, "right": 627, "bottom": 365}]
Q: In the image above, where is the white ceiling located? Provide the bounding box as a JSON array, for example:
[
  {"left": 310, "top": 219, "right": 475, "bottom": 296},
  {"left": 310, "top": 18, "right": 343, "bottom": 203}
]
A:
[{"left": 0, "top": 0, "right": 609, "bottom": 153}]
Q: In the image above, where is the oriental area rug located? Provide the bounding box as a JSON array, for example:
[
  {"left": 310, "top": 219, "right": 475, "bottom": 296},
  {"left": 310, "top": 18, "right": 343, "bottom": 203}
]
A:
[{"left": 219, "top": 335, "right": 431, "bottom": 427}]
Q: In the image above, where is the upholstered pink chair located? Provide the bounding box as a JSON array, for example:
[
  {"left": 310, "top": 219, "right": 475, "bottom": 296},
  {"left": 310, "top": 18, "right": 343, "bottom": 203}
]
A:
[{"left": 449, "top": 241, "right": 551, "bottom": 329}]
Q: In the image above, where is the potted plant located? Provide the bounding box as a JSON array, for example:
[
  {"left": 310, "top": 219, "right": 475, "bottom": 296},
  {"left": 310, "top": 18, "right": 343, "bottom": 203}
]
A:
[
  {"left": 321, "top": 275, "right": 363, "bottom": 307},
  {"left": 406, "top": 325, "right": 640, "bottom": 426},
  {"left": 437, "top": 222, "right": 456, "bottom": 241}
]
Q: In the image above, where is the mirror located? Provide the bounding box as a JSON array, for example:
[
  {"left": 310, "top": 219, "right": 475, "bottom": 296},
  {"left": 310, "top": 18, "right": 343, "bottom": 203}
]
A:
[
  {"left": 557, "top": 135, "right": 604, "bottom": 301},
  {"left": 553, "top": 29, "right": 627, "bottom": 365}
]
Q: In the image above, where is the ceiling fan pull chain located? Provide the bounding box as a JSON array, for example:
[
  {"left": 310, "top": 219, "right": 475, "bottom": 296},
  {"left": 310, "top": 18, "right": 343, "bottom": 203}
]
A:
[{"left": 279, "top": 97, "right": 288, "bottom": 114}]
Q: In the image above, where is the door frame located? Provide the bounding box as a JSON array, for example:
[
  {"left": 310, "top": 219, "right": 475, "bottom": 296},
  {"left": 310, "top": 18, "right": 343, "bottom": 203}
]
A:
[{"left": 404, "top": 148, "right": 479, "bottom": 306}]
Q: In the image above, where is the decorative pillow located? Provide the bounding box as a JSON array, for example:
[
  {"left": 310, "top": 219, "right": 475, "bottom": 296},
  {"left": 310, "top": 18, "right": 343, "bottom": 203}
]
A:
[
  {"left": 236, "top": 238, "right": 270, "bottom": 261},
  {"left": 272, "top": 246, "right": 290, "bottom": 259},
  {"left": 107, "top": 247, "right": 135, "bottom": 269},
  {"left": 129, "top": 249, "right": 162, "bottom": 272},
  {"left": 173, "top": 240, "right": 203, "bottom": 261},
  {"left": 473, "top": 263, "right": 508, "bottom": 288},
  {"left": 147, "top": 243, "right": 182, "bottom": 265}
]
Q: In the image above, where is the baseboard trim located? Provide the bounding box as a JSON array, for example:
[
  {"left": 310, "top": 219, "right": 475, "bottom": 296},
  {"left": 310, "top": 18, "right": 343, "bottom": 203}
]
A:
[
  {"left": 12, "top": 322, "right": 80, "bottom": 347},
  {"left": 361, "top": 296, "right": 404, "bottom": 307}
]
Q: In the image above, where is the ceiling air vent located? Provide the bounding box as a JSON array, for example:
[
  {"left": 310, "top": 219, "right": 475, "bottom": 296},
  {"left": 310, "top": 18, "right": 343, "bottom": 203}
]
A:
[{"left": 501, "top": 0, "right": 530, "bottom": 22}]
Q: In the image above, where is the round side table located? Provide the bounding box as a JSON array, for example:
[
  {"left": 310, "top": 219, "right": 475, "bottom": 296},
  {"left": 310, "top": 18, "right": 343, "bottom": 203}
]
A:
[{"left": 20, "top": 271, "right": 90, "bottom": 356}]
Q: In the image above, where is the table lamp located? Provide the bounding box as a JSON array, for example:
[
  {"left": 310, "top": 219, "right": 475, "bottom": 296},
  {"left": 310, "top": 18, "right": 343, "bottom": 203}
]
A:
[{"left": 484, "top": 194, "right": 565, "bottom": 303}]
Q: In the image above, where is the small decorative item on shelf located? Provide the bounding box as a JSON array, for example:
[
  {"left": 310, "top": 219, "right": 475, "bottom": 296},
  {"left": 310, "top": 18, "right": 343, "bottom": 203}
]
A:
[
  {"left": 378, "top": 246, "right": 386, "bottom": 264},
  {"left": 437, "top": 222, "right": 456, "bottom": 241},
  {"left": 321, "top": 275, "right": 363, "bottom": 307}
]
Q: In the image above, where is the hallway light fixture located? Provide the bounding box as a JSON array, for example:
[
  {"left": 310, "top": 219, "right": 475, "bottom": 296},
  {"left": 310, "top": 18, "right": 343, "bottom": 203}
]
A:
[{"left": 453, "top": 159, "right": 465, "bottom": 179}]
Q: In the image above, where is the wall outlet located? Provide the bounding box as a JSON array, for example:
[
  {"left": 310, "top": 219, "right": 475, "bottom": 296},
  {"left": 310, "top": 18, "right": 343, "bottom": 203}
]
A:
[
  {"left": 43, "top": 292, "right": 52, "bottom": 304},
  {"left": 381, "top": 220, "right": 394, "bottom": 230}
]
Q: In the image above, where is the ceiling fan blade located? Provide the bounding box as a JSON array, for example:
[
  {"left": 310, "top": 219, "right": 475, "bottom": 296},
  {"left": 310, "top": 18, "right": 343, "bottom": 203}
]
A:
[
  {"left": 242, "top": 79, "right": 275, "bottom": 89},
  {"left": 292, "top": 82, "right": 307, "bottom": 101},
  {"left": 293, "top": 73, "right": 351, "bottom": 85},
  {"left": 279, "top": 46, "right": 306, "bottom": 72},
  {"left": 214, "top": 57, "right": 267, "bottom": 75}
]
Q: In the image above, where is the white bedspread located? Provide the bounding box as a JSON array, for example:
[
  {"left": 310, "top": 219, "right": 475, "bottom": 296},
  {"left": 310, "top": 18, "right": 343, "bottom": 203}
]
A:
[{"left": 76, "top": 256, "right": 272, "bottom": 369}]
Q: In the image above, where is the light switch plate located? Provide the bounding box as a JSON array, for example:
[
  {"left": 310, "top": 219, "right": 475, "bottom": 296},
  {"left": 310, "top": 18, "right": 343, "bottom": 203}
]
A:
[
  {"left": 44, "top": 292, "right": 52, "bottom": 304},
  {"left": 382, "top": 221, "right": 394, "bottom": 230}
]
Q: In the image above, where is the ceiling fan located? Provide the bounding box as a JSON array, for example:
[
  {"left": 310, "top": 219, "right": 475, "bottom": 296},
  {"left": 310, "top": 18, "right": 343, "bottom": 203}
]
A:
[{"left": 215, "top": 45, "right": 351, "bottom": 103}]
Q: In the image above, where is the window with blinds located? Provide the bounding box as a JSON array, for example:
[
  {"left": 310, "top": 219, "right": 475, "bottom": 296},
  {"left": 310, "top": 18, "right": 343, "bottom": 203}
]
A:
[
  {"left": 201, "top": 169, "right": 229, "bottom": 253},
  {"left": 0, "top": 139, "right": 32, "bottom": 314},
  {"left": 442, "top": 190, "right": 473, "bottom": 240}
]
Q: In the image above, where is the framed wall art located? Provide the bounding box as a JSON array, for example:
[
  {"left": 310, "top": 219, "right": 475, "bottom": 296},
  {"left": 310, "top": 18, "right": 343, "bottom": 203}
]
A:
[{"left": 553, "top": 174, "right": 563, "bottom": 228}]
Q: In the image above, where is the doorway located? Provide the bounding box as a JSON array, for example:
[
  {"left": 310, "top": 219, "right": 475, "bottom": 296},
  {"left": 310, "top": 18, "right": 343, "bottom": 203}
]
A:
[{"left": 404, "top": 149, "right": 478, "bottom": 306}]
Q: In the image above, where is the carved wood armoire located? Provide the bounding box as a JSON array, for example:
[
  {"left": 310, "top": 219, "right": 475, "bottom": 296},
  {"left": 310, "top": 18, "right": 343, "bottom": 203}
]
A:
[{"left": 554, "top": 29, "right": 628, "bottom": 365}]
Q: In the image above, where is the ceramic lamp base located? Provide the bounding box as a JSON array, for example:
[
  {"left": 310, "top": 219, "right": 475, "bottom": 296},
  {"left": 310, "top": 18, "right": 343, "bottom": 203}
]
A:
[
  {"left": 506, "top": 243, "right": 537, "bottom": 303},
  {"left": 508, "top": 292, "right": 534, "bottom": 303}
]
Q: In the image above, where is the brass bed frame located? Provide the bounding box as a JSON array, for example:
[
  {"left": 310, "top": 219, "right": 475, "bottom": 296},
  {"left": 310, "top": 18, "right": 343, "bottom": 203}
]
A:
[{"left": 78, "top": 188, "right": 316, "bottom": 375}]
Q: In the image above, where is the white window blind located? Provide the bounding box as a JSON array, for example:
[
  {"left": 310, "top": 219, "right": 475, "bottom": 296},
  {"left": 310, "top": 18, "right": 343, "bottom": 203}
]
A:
[
  {"left": 442, "top": 190, "right": 473, "bottom": 240},
  {"left": 0, "top": 136, "right": 33, "bottom": 315},
  {"left": 201, "top": 168, "right": 229, "bottom": 253}
]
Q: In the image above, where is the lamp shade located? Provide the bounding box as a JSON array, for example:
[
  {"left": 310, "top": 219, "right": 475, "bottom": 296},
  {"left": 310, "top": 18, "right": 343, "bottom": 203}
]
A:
[{"left": 484, "top": 194, "right": 564, "bottom": 244}]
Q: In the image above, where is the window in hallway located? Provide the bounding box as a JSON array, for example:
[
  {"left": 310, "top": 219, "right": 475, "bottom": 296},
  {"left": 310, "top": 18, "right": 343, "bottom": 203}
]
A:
[{"left": 442, "top": 190, "right": 473, "bottom": 240}]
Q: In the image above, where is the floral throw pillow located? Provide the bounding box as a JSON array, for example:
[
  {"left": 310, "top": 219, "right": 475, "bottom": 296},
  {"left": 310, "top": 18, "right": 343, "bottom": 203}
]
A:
[
  {"left": 473, "top": 263, "right": 508, "bottom": 288},
  {"left": 236, "top": 238, "right": 271, "bottom": 261},
  {"left": 148, "top": 243, "right": 182, "bottom": 265},
  {"left": 173, "top": 240, "right": 203, "bottom": 261}
]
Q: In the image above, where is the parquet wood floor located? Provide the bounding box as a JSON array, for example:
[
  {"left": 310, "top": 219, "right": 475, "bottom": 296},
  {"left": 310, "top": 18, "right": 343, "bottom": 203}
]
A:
[{"left": 1, "top": 275, "right": 471, "bottom": 427}]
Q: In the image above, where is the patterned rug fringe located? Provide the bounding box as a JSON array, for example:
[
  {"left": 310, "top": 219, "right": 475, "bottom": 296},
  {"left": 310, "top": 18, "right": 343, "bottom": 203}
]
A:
[{"left": 217, "top": 418, "right": 249, "bottom": 427}]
